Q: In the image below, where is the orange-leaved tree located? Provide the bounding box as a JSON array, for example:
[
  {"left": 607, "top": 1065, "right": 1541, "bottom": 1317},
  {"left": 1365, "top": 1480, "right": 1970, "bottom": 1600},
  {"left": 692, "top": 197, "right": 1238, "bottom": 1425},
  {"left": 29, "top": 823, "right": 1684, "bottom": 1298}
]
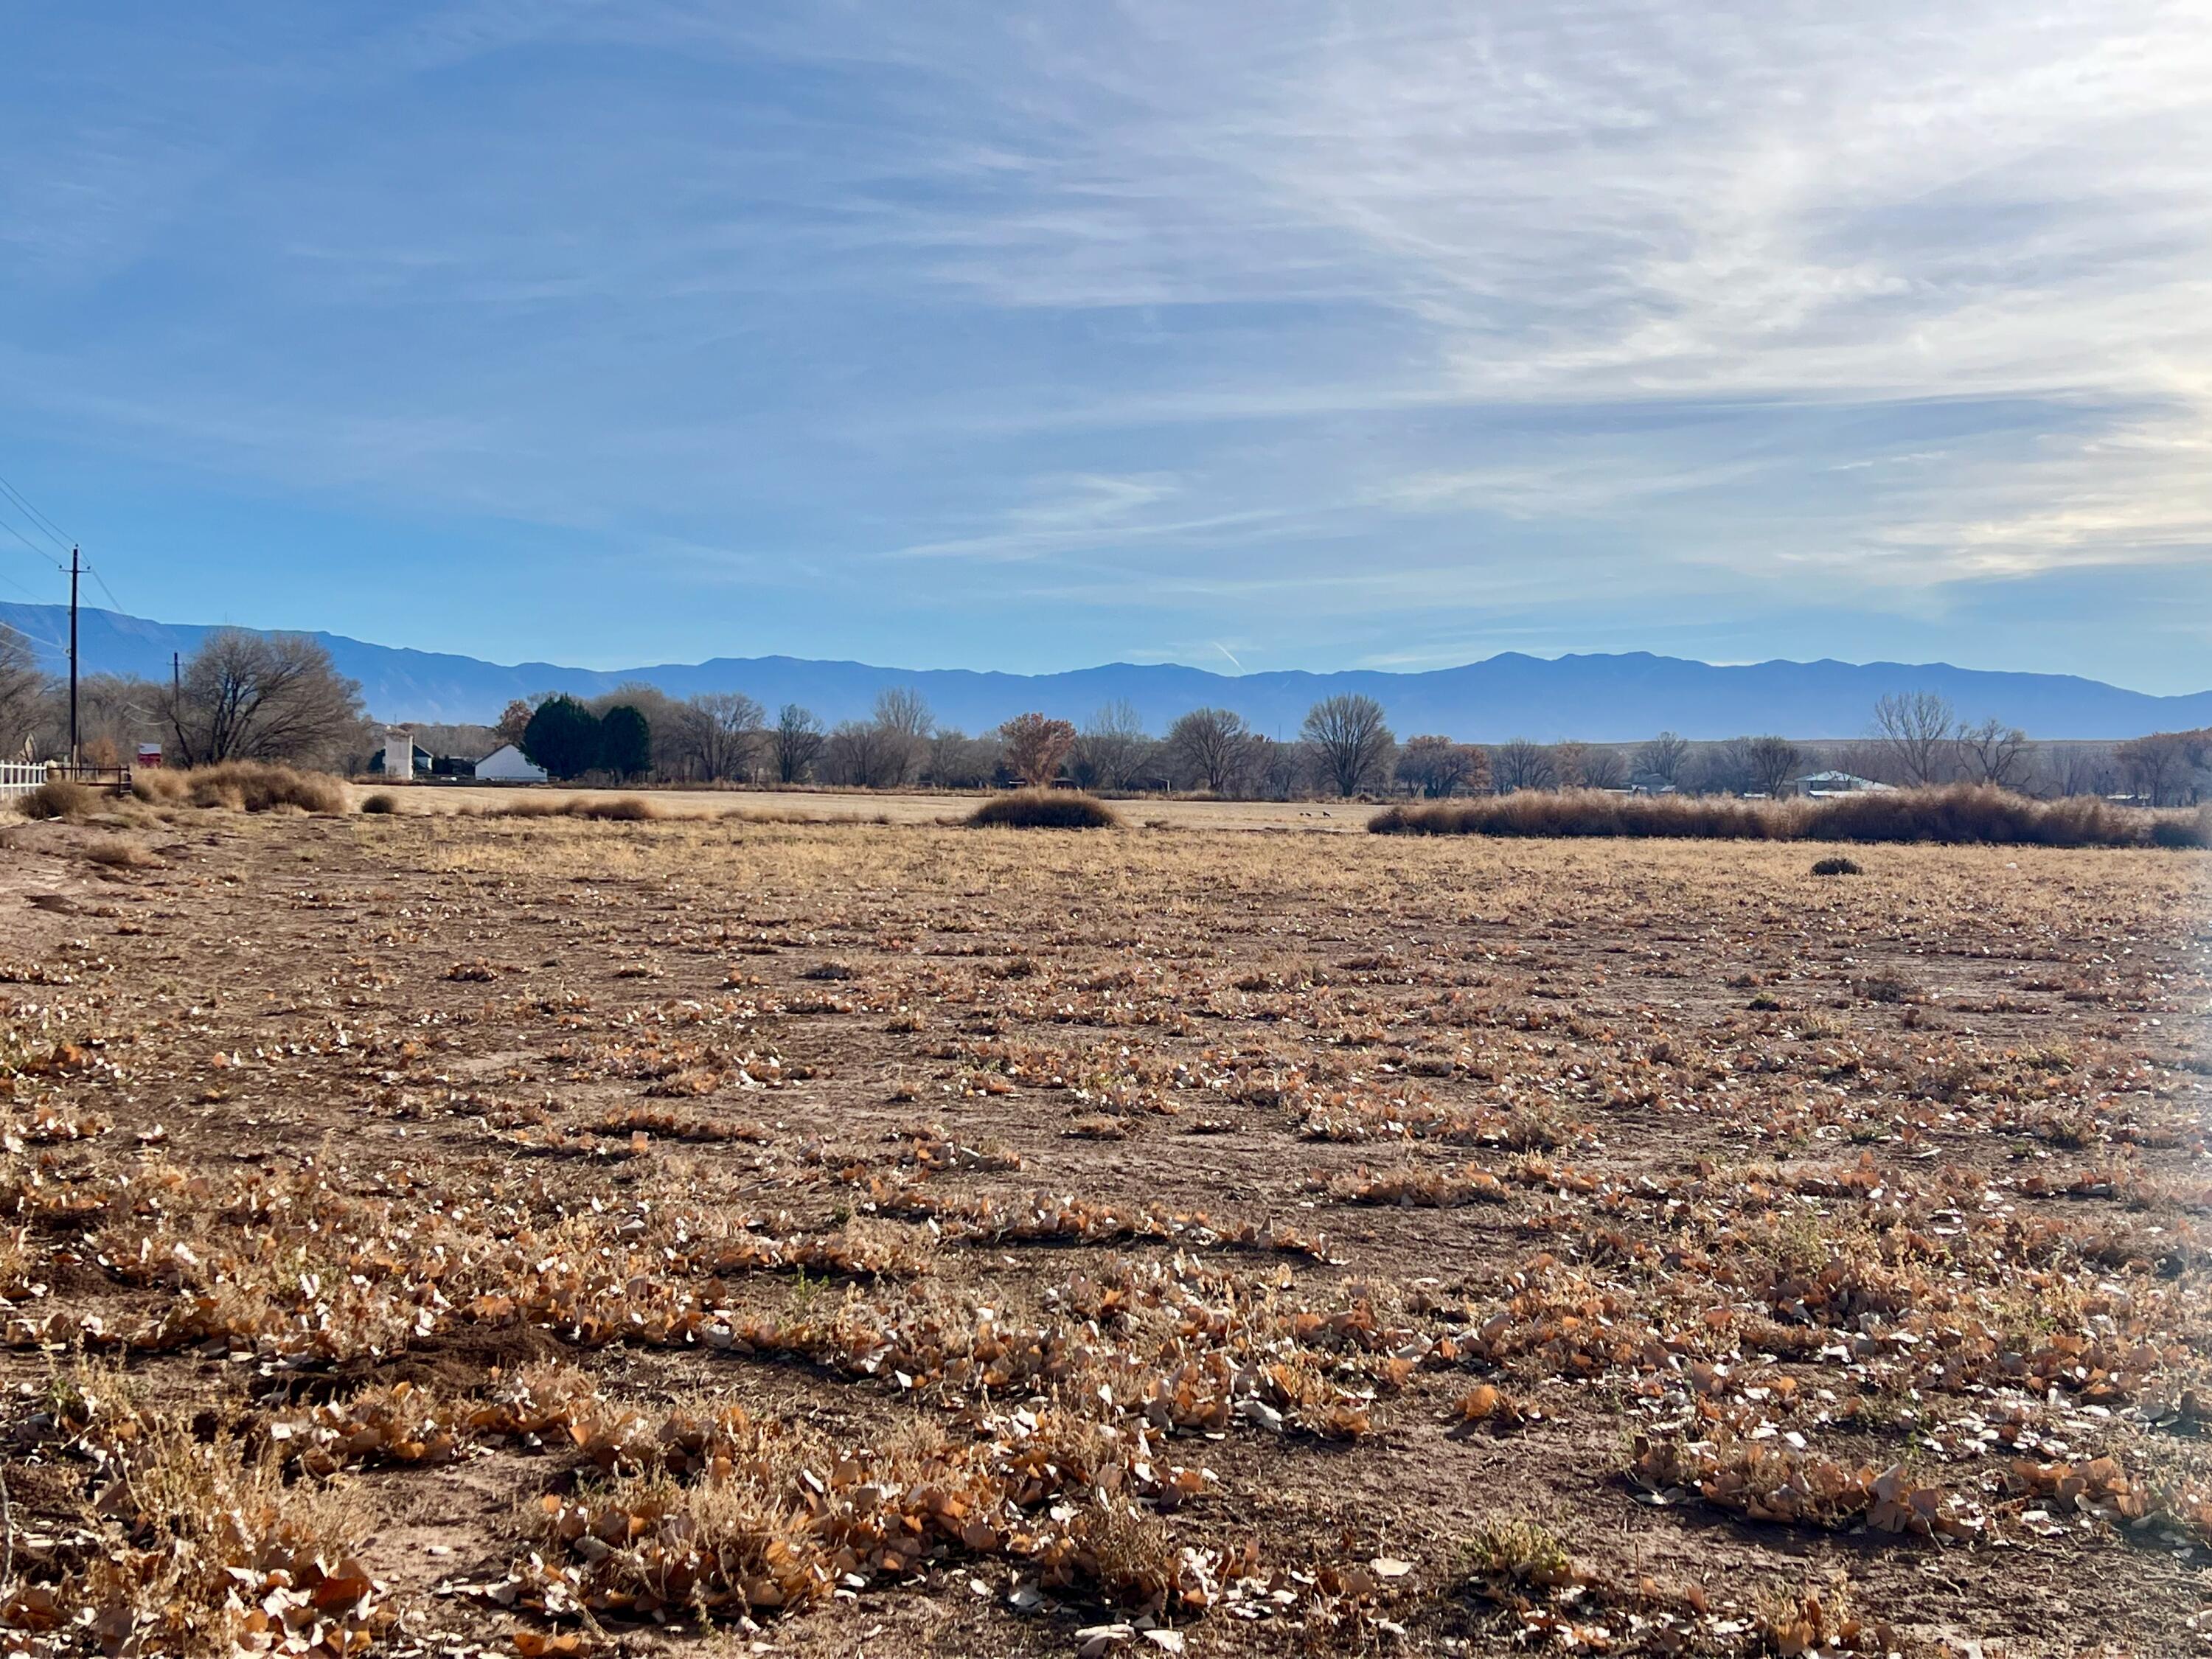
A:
[{"left": 999, "top": 712, "right": 1078, "bottom": 787}]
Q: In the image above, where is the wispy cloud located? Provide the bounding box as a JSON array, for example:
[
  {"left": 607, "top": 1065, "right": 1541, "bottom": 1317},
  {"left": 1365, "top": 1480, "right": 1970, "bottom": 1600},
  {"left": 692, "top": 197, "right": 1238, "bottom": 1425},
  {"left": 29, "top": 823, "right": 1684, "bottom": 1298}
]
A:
[{"left": 1, "top": 2, "right": 2208, "bottom": 686}]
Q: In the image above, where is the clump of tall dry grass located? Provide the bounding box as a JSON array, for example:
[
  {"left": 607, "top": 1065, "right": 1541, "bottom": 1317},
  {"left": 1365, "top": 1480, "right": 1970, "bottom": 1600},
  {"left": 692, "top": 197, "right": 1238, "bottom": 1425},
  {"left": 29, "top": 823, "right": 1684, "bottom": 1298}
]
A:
[
  {"left": 132, "top": 761, "right": 349, "bottom": 814},
  {"left": 10, "top": 779, "right": 95, "bottom": 820},
  {"left": 1371, "top": 785, "right": 2187, "bottom": 848},
  {"left": 968, "top": 790, "right": 1121, "bottom": 830},
  {"left": 490, "top": 793, "right": 667, "bottom": 821}
]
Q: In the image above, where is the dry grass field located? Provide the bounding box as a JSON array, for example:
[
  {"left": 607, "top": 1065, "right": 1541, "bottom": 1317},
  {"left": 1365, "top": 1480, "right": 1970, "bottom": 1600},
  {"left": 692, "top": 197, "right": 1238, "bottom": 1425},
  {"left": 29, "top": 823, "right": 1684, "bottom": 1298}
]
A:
[
  {"left": 0, "top": 805, "right": 2207, "bottom": 1657},
  {"left": 363, "top": 785, "right": 1372, "bottom": 834}
]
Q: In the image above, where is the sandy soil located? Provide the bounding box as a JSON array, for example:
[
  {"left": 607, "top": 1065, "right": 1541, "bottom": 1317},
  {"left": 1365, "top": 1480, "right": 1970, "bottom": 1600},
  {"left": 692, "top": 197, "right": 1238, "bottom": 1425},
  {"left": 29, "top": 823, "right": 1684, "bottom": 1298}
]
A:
[{"left": 0, "top": 807, "right": 2205, "bottom": 1658}]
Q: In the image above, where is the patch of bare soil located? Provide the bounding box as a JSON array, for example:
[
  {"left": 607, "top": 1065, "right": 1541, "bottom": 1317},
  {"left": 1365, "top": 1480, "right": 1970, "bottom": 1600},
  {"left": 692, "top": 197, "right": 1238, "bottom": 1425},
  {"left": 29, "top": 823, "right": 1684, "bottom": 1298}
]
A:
[{"left": 0, "top": 810, "right": 2205, "bottom": 1658}]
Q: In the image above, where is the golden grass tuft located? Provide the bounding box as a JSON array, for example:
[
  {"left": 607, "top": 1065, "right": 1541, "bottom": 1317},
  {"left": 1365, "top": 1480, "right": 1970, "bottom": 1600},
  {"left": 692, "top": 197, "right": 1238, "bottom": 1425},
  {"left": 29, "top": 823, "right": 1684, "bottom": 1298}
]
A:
[
  {"left": 490, "top": 793, "right": 668, "bottom": 821},
  {"left": 132, "top": 761, "right": 349, "bottom": 814},
  {"left": 12, "top": 779, "right": 94, "bottom": 820}
]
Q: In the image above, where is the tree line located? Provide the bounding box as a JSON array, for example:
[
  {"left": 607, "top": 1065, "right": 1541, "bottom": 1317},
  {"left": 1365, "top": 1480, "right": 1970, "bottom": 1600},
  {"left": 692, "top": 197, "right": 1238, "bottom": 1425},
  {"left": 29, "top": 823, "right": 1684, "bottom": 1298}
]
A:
[
  {"left": 501, "top": 684, "right": 2209, "bottom": 804},
  {"left": 0, "top": 625, "right": 365, "bottom": 771},
  {"left": 4, "top": 625, "right": 2202, "bottom": 804}
]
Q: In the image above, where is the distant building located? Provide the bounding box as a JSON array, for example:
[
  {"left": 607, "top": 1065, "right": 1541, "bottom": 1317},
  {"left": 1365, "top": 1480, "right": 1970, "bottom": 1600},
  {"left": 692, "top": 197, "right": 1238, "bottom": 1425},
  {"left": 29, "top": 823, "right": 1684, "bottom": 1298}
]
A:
[
  {"left": 369, "top": 728, "right": 431, "bottom": 778},
  {"left": 1790, "top": 770, "right": 1892, "bottom": 798},
  {"left": 473, "top": 743, "right": 547, "bottom": 783}
]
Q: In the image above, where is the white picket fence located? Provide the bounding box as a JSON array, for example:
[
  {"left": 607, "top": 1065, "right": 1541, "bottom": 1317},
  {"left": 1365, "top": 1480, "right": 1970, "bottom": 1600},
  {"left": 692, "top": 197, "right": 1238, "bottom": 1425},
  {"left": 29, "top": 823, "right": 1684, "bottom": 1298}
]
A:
[{"left": 0, "top": 762, "right": 49, "bottom": 801}]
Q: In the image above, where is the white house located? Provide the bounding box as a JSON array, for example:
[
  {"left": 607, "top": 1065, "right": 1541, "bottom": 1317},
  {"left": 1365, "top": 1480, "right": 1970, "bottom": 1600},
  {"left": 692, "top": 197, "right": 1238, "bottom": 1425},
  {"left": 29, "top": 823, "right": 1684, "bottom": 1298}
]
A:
[{"left": 474, "top": 743, "right": 547, "bottom": 783}]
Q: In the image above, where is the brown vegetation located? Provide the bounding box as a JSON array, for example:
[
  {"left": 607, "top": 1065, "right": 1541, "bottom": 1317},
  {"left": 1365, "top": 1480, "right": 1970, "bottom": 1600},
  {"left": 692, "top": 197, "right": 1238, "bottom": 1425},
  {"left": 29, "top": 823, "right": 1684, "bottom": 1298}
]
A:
[
  {"left": 1371, "top": 782, "right": 2205, "bottom": 846},
  {"left": 0, "top": 809, "right": 2202, "bottom": 1654},
  {"left": 967, "top": 790, "right": 1121, "bottom": 830},
  {"left": 131, "top": 759, "right": 351, "bottom": 813},
  {"left": 10, "top": 779, "right": 94, "bottom": 821}
]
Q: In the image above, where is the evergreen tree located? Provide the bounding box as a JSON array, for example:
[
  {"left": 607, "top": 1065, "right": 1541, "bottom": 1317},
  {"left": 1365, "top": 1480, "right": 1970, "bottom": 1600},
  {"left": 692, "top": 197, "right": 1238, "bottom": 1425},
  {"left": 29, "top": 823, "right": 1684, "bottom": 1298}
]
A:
[
  {"left": 521, "top": 695, "right": 601, "bottom": 779},
  {"left": 600, "top": 703, "right": 652, "bottom": 779}
]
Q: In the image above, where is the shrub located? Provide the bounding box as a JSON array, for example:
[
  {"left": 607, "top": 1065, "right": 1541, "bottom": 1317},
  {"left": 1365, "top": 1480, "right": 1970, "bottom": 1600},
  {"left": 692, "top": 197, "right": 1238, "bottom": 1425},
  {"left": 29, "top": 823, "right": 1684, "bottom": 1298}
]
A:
[
  {"left": 1811, "top": 855, "right": 1861, "bottom": 876},
  {"left": 133, "top": 762, "right": 348, "bottom": 814},
  {"left": 567, "top": 795, "right": 661, "bottom": 822},
  {"left": 1368, "top": 790, "right": 1783, "bottom": 841},
  {"left": 1809, "top": 785, "right": 2132, "bottom": 847},
  {"left": 14, "top": 779, "right": 94, "bottom": 820},
  {"left": 2149, "top": 807, "right": 2211, "bottom": 849},
  {"left": 489, "top": 795, "right": 666, "bottom": 821},
  {"left": 82, "top": 836, "right": 156, "bottom": 870},
  {"left": 967, "top": 791, "right": 1121, "bottom": 830},
  {"left": 487, "top": 796, "right": 567, "bottom": 818},
  {"left": 1371, "top": 785, "right": 2177, "bottom": 849},
  {"left": 358, "top": 792, "right": 400, "bottom": 815}
]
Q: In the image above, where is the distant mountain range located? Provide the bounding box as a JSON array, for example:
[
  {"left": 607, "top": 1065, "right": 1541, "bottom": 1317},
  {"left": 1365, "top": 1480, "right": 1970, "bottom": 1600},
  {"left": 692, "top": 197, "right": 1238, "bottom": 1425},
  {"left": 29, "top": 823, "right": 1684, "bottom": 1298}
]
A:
[{"left": 4, "top": 600, "right": 2206, "bottom": 742}]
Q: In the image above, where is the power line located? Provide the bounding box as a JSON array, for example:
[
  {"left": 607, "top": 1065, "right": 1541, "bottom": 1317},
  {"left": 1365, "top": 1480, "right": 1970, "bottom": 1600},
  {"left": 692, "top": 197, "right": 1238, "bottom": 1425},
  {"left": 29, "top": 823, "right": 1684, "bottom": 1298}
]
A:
[
  {"left": 0, "top": 469, "right": 72, "bottom": 554},
  {"left": 0, "top": 615, "right": 68, "bottom": 655},
  {"left": 0, "top": 507, "right": 66, "bottom": 568},
  {"left": 0, "top": 549, "right": 58, "bottom": 598},
  {"left": 82, "top": 560, "right": 124, "bottom": 614}
]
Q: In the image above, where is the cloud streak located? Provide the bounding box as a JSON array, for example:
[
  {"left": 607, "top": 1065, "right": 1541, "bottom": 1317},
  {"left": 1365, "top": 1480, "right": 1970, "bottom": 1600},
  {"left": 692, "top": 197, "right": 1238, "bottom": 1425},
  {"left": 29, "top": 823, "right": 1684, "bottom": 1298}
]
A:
[{"left": 1, "top": 2, "right": 2208, "bottom": 687}]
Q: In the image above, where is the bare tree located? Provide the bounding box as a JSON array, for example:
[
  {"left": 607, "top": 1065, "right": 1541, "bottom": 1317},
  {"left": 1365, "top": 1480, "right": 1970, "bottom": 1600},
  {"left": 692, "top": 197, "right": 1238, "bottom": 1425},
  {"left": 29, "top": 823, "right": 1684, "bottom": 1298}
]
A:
[
  {"left": 1492, "top": 737, "right": 1554, "bottom": 793},
  {"left": 772, "top": 703, "right": 825, "bottom": 784},
  {"left": 873, "top": 686, "right": 932, "bottom": 787},
  {"left": 2116, "top": 729, "right": 2205, "bottom": 805},
  {"left": 998, "top": 712, "right": 1077, "bottom": 787},
  {"left": 161, "top": 629, "right": 364, "bottom": 766},
  {"left": 1071, "top": 700, "right": 1149, "bottom": 791},
  {"left": 922, "top": 729, "right": 998, "bottom": 788},
  {"left": 72, "top": 673, "right": 164, "bottom": 767},
  {"left": 1955, "top": 717, "right": 2031, "bottom": 790},
  {"left": 1871, "top": 691, "right": 1958, "bottom": 787},
  {"left": 1166, "top": 706, "right": 1251, "bottom": 794},
  {"left": 1395, "top": 734, "right": 1486, "bottom": 798},
  {"left": 2045, "top": 742, "right": 2116, "bottom": 799},
  {"left": 0, "top": 626, "right": 49, "bottom": 759},
  {"left": 826, "top": 720, "right": 906, "bottom": 788},
  {"left": 1632, "top": 731, "right": 1688, "bottom": 790},
  {"left": 1742, "top": 734, "right": 1804, "bottom": 797},
  {"left": 1301, "top": 694, "right": 1394, "bottom": 796},
  {"left": 588, "top": 682, "right": 682, "bottom": 778},
  {"left": 675, "top": 691, "right": 765, "bottom": 782},
  {"left": 1242, "top": 737, "right": 1302, "bottom": 801},
  {"left": 1549, "top": 740, "right": 1590, "bottom": 789},
  {"left": 1578, "top": 745, "right": 1628, "bottom": 790}
]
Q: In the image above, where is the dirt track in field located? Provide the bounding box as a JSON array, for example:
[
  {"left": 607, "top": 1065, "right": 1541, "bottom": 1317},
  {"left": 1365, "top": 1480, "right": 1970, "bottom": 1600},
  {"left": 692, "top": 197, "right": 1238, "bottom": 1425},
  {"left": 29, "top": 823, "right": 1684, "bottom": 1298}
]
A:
[{"left": 1, "top": 807, "right": 2207, "bottom": 1657}]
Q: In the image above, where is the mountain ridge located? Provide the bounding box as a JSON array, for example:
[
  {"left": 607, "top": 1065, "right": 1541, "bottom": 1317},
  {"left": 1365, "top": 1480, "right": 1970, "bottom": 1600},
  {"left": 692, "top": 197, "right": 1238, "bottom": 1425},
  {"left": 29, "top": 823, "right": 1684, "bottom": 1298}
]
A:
[{"left": 4, "top": 601, "right": 2206, "bottom": 743}]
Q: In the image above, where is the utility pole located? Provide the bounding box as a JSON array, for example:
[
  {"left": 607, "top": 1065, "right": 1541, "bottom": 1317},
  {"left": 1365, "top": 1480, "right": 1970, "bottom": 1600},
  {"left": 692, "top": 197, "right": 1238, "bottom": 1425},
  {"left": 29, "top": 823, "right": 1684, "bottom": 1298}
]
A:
[{"left": 67, "top": 546, "right": 80, "bottom": 769}]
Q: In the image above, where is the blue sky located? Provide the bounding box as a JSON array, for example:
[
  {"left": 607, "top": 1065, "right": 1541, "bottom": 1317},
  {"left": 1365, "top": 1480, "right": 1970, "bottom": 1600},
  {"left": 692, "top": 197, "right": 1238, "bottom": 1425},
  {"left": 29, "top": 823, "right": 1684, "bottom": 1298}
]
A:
[{"left": 4, "top": 3, "right": 2211, "bottom": 691}]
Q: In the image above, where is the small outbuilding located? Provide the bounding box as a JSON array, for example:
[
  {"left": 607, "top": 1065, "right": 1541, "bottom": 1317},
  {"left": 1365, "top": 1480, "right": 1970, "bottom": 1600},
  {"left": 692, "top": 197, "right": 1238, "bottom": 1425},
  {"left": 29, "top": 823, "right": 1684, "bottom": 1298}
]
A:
[
  {"left": 474, "top": 743, "right": 547, "bottom": 783},
  {"left": 369, "top": 729, "right": 433, "bottom": 778},
  {"left": 1790, "top": 770, "right": 1893, "bottom": 798}
]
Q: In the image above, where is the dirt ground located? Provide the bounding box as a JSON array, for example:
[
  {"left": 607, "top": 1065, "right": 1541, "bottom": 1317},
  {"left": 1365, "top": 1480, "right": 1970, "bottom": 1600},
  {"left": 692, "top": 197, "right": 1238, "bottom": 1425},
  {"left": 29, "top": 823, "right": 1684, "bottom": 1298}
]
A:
[{"left": 1, "top": 806, "right": 2207, "bottom": 1657}]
